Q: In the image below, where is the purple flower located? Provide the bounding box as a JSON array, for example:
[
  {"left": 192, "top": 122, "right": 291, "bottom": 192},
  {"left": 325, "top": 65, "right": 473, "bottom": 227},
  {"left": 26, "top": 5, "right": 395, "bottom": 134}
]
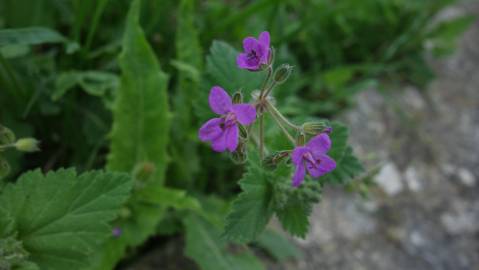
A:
[
  {"left": 291, "top": 133, "right": 337, "bottom": 187},
  {"left": 237, "top": 31, "right": 271, "bottom": 71},
  {"left": 112, "top": 227, "right": 122, "bottom": 237},
  {"left": 199, "top": 86, "right": 256, "bottom": 152}
]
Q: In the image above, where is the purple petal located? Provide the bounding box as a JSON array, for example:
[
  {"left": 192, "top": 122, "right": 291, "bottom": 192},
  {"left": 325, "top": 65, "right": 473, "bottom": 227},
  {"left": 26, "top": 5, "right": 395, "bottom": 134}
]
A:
[
  {"left": 258, "top": 31, "right": 270, "bottom": 49},
  {"left": 291, "top": 146, "right": 310, "bottom": 165},
  {"left": 243, "top": 37, "right": 257, "bottom": 52},
  {"left": 225, "top": 125, "right": 239, "bottom": 152},
  {"left": 306, "top": 154, "right": 336, "bottom": 178},
  {"left": 237, "top": 53, "right": 251, "bottom": 69},
  {"left": 209, "top": 86, "right": 232, "bottom": 115},
  {"left": 231, "top": 104, "right": 256, "bottom": 125},
  {"left": 211, "top": 131, "right": 228, "bottom": 152},
  {"left": 199, "top": 118, "right": 223, "bottom": 142},
  {"left": 292, "top": 162, "right": 306, "bottom": 187},
  {"left": 306, "top": 133, "right": 332, "bottom": 156}
]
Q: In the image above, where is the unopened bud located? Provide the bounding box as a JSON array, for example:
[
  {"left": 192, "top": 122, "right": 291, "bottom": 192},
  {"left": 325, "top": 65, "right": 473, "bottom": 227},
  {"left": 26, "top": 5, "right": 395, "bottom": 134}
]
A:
[
  {"left": 238, "top": 125, "right": 248, "bottom": 139},
  {"left": 0, "top": 125, "right": 15, "bottom": 145},
  {"left": 302, "top": 121, "right": 331, "bottom": 135},
  {"left": 296, "top": 133, "right": 305, "bottom": 146},
  {"left": 232, "top": 91, "right": 243, "bottom": 104},
  {"left": 0, "top": 157, "right": 10, "bottom": 178},
  {"left": 14, "top": 138, "right": 39, "bottom": 152},
  {"left": 263, "top": 151, "right": 290, "bottom": 169},
  {"left": 273, "top": 64, "right": 293, "bottom": 84},
  {"left": 230, "top": 143, "right": 247, "bottom": 164}
]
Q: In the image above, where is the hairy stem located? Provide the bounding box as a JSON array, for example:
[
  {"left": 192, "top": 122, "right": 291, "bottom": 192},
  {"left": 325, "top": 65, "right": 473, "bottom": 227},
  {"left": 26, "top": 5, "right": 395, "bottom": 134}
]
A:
[
  {"left": 259, "top": 66, "right": 273, "bottom": 98},
  {"left": 268, "top": 109, "right": 296, "bottom": 145},
  {"left": 259, "top": 113, "right": 265, "bottom": 160},
  {"left": 265, "top": 101, "right": 300, "bottom": 130}
]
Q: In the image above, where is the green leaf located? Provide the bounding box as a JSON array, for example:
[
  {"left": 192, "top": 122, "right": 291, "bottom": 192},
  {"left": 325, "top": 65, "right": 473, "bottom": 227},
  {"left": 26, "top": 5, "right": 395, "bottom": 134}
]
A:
[
  {"left": 107, "top": 0, "right": 169, "bottom": 184},
  {"left": 0, "top": 27, "right": 78, "bottom": 53},
  {"left": 53, "top": 71, "right": 119, "bottom": 100},
  {"left": 184, "top": 214, "right": 265, "bottom": 270},
  {"left": 0, "top": 169, "right": 132, "bottom": 270},
  {"left": 255, "top": 229, "right": 302, "bottom": 261},
  {"left": 223, "top": 152, "right": 289, "bottom": 243},
  {"left": 170, "top": 0, "right": 203, "bottom": 187},
  {"left": 98, "top": 0, "right": 170, "bottom": 268},
  {"left": 205, "top": 41, "right": 264, "bottom": 95},
  {"left": 327, "top": 121, "right": 349, "bottom": 161},
  {"left": 275, "top": 192, "right": 312, "bottom": 238},
  {"left": 325, "top": 146, "right": 364, "bottom": 184},
  {"left": 427, "top": 15, "right": 475, "bottom": 56},
  {"left": 197, "top": 41, "right": 265, "bottom": 120}
]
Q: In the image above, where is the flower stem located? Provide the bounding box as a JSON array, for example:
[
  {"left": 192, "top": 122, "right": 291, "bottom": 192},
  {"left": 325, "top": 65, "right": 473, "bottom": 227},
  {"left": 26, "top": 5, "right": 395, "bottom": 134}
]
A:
[
  {"left": 259, "top": 66, "right": 273, "bottom": 98},
  {"left": 265, "top": 100, "right": 300, "bottom": 130},
  {"left": 259, "top": 113, "right": 265, "bottom": 160},
  {"left": 268, "top": 110, "right": 296, "bottom": 145}
]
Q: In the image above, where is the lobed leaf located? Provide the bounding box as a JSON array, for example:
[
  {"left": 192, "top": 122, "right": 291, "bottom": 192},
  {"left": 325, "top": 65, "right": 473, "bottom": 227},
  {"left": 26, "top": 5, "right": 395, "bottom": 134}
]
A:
[{"left": 0, "top": 169, "right": 132, "bottom": 270}]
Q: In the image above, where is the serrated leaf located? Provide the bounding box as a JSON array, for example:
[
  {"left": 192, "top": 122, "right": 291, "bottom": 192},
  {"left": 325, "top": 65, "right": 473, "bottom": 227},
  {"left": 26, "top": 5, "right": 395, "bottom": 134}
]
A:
[
  {"left": 255, "top": 229, "right": 302, "bottom": 261},
  {"left": 325, "top": 146, "right": 364, "bottom": 184},
  {"left": 0, "top": 169, "right": 132, "bottom": 270},
  {"left": 97, "top": 0, "right": 170, "bottom": 268},
  {"left": 223, "top": 152, "right": 289, "bottom": 243},
  {"left": 170, "top": 0, "right": 203, "bottom": 186},
  {"left": 275, "top": 193, "right": 312, "bottom": 239},
  {"left": 327, "top": 121, "right": 349, "bottom": 161},
  {"left": 184, "top": 214, "right": 265, "bottom": 270}
]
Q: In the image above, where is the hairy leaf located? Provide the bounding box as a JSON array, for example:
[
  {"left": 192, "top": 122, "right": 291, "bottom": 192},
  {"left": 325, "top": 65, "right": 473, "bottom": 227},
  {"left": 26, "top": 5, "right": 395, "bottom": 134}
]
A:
[
  {"left": 223, "top": 152, "right": 289, "bottom": 243},
  {"left": 255, "top": 229, "right": 302, "bottom": 261},
  {"left": 275, "top": 192, "right": 313, "bottom": 239},
  {"left": 97, "top": 0, "right": 170, "bottom": 268},
  {"left": 325, "top": 146, "right": 364, "bottom": 184},
  {"left": 184, "top": 214, "right": 265, "bottom": 270},
  {"left": 170, "top": 0, "right": 203, "bottom": 187},
  {"left": 0, "top": 169, "right": 132, "bottom": 270},
  {"left": 327, "top": 121, "right": 349, "bottom": 161}
]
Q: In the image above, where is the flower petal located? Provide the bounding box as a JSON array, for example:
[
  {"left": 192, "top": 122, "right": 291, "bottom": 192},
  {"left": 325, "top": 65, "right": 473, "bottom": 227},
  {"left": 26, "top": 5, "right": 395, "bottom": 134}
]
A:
[
  {"left": 306, "top": 133, "right": 332, "bottom": 156},
  {"left": 209, "top": 86, "right": 232, "bottom": 115},
  {"left": 237, "top": 53, "right": 251, "bottom": 69},
  {"left": 211, "top": 131, "right": 228, "bottom": 152},
  {"left": 198, "top": 118, "right": 223, "bottom": 142},
  {"left": 291, "top": 146, "right": 309, "bottom": 165},
  {"left": 306, "top": 154, "right": 336, "bottom": 178},
  {"left": 258, "top": 31, "right": 270, "bottom": 49},
  {"left": 225, "top": 124, "right": 239, "bottom": 152},
  {"left": 243, "top": 37, "right": 258, "bottom": 52},
  {"left": 292, "top": 162, "right": 306, "bottom": 187},
  {"left": 231, "top": 104, "right": 256, "bottom": 125}
]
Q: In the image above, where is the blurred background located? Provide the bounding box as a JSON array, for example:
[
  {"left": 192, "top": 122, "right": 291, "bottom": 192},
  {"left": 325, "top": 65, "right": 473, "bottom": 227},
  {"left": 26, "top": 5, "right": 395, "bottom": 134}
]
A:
[{"left": 0, "top": 0, "right": 478, "bottom": 269}]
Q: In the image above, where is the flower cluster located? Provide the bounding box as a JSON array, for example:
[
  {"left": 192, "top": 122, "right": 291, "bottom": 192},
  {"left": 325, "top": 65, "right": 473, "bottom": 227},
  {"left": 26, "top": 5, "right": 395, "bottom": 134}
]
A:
[{"left": 199, "top": 31, "right": 336, "bottom": 187}]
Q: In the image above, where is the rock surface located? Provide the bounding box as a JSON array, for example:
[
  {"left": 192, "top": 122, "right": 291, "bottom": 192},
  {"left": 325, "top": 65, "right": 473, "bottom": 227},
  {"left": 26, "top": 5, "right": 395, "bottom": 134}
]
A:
[{"left": 291, "top": 2, "right": 479, "bottom": 269}]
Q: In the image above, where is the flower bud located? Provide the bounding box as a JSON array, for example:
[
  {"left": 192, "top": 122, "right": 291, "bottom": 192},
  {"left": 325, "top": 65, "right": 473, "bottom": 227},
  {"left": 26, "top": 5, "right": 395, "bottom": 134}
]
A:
[
  {"left": 0, "top": 125, "right": 15, "bottom": 145},
  {"left": 273, "top": 64, "right": 293, "bottom": 84},
  {"left": 296, "top": 133, "right": 305, "bottom": 146},
  {"left": 14, "top": 138, "right": 39, "bottom": 152},
  {"left": 238, "top": 124, "right": 248, "bottom": 139},
  {"left": 0, "top": 157, "right": 10, "bottom": 178},
  {"left": 302, "top": 121, "right": 331, "bottom": 135},
  {"left": 263, "top": 151, "right": 290, "bottom": 170},
  {"left": 232, "top": 91, "right": 243, "bottom": 104},
  {"left": 230, "top": 143, "right": 247, "bottom": 164}
]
